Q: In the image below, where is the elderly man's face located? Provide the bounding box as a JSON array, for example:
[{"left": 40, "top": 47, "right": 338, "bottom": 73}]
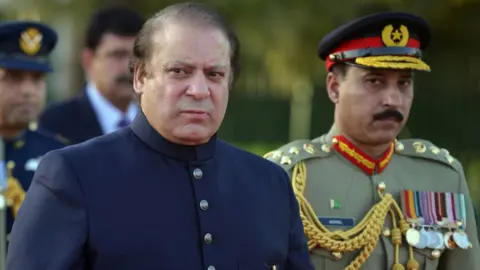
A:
[
  {"left": 135, "top": 23, "right": 231, "bottom": 145},
  {"left": 0, "top": 69, "right": 46, "bottom": 128},
  {"left": 327, "top": 65, "right": 414, "bottom": 145}
]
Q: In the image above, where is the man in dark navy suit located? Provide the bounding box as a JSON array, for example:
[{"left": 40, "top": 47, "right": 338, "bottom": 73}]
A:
[
  {"left": 0, "top": 20, "right": 67, "bottom": 244},
  {"left": 6, "top": 3, "right": 314, "bottom": 270},
  {"left": 38, "top": 6, "right": 144, "bottom": 144}
]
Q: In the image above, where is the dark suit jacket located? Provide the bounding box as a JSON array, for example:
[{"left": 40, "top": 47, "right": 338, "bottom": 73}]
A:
[
  {"left": 6, "top": 110, "right": 314, "bottom": 270},
  {"left": 39, "top": 94, "right": 103, "bottom": 144}
]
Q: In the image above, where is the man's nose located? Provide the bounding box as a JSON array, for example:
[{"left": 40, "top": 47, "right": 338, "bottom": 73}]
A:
[
  {"left": 186, "top": 74, "right": 210, "bottom": 100},
  {"left": 382, "top": 88, "right": 402, "bottom": 108},
  {"left": 19, "top": 79, "right": 37, "bottom": 96}
]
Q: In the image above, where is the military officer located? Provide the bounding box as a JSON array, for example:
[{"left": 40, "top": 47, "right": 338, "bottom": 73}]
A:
[
  {"left": 0, "top": 21, "right": 67, "bottom": 238},
  {"left": 264, "top": 12, "right": 480, "bottom": 269}
]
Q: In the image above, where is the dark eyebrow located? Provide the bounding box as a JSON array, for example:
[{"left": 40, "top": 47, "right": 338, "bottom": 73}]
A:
[
  {"left": 162, "top": 61, "right": 229, "bottom": 70},
  {"left": 207, "top": 65, "right": 229, "bottom": 70},
  {"left": 363, "top": 71, "right": 384, "bottom": 77},
  {"left": 363, "top": 70, "right": 413, "bottom": 79},
  {"left": 162, "top": 61, "right": 195, "bottom": 69},
  {"left": 400, "top": 72, "right": 414, "bottom": 79}
]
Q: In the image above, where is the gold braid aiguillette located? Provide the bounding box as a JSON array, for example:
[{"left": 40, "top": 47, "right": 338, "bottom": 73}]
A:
[{"left": 292, "top": 161, "right": 419, "bottom": 270}]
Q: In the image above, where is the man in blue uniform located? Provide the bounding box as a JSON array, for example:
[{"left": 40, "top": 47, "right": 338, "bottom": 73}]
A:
[
  {"left": 0, "top": 21, "right": 67, "bottom": 240},
  {"left": 6, "top": 3, "right": 314, "bottom": 270}
]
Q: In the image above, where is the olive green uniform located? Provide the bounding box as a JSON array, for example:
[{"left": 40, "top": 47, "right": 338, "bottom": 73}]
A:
[{"left": 264, "top": 125, "right": 480, "bottom": 269}]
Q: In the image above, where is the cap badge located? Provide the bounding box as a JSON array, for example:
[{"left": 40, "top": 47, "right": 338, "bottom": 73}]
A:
[
  {"left": 19, "top": 28, "right": 43, "bottom": 55},
  {"left": 381, "top": 24, "right": 409, "bottom": 47}
]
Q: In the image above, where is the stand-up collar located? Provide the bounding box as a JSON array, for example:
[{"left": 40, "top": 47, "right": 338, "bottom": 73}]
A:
[
  {"left": 332, "top": 135, "right": 394, "bottom": 175},
  {"left": 315, "top": 123, "right": 395, "bottom": 175},
  {"left": 130, "top": 110, "right": 217, "bottom": 162}
]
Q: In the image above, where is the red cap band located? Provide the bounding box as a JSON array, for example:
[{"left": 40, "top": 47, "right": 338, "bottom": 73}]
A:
[{"left": 325, "top": 37, "right": 421, "bottom": 70}]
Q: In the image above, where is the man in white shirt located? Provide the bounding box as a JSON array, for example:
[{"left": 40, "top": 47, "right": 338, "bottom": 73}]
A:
[
  {"left": 39, "top": 6, "right": 144, "bottom": 144},
  {"left": 85, "top": 81, "right": 138, "bottom": 134}
]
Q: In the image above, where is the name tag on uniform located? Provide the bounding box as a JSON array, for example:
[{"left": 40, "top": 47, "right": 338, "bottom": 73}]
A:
[{"left": 318, "top": 217, "right": 356, "bottom": 228}]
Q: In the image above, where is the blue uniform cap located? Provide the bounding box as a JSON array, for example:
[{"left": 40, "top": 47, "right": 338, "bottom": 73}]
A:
[
  {"left": 317, "top": 12, "right": 432, "bottom": 72},
  {"left": 0, "top": 21, "right": 58, "bottom": 72}
]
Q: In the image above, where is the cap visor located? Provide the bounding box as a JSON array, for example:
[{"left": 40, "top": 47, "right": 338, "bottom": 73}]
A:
[
  {"left": 0, "top": 60, "right": 53, "bottom": 72},
  {"left": 354, "top": 55, "right": 430, "bottom": 71}
]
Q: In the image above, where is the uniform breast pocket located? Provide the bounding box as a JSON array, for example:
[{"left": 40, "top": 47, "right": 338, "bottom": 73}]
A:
[
  {"left": 310, "top": 248, "right": 349, "bottom": 270},
  {"left": 237, "top": 261, "right": 282, "bottom": 270}
]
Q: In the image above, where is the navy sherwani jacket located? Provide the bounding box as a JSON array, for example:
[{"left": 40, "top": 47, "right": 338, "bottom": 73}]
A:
[{"left": 6, "top": 110, "right": 314, "bottom": 270}]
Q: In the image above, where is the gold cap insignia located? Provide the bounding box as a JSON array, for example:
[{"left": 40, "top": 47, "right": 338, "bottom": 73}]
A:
[
  {"left": 19, "top": 28, "right": 43, "bottom": 55},
  {"left": 381, "top": 25, "right": 409, "bottom": 47}
]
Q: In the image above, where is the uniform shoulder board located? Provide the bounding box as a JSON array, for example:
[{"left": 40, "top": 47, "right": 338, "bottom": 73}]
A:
[
  {"left": 396, "top": 138, "right": 461, "bottom": 173},
  {"left": 33, "top": 127, "right": 70, "bottom": 146},
  {"left": 263, "top": 139, "right": 333, "bottom": 172}
]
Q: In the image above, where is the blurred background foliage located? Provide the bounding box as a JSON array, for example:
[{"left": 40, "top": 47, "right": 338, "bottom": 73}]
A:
[{"left": 1, "top": 0, "right": 479, "bottom": 206}]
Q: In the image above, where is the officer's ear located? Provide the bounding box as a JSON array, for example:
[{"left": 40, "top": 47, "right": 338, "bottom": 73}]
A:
[
  {"left": 326, "top": 73, "right": 340, "bottom": 104},
  {"left": 326, "top": 64, "right": 348, "bottom": 104}
]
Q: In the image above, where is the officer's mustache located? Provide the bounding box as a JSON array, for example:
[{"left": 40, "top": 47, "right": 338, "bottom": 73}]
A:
[
  {"left": 373, "top": 109, "right": 404, "bottom": 122},
  {"left": 116, "top": 74, "right": 133, "bottom": 85}
]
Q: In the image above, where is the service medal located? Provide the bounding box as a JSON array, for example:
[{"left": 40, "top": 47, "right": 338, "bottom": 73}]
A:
[
  {"left": 406, "top": 228, "right": 420, "bottom": 247},
  {"left": 453, "top": 231, "right": 470, "bottom": 249},
  {"left": 444, "top": 232, "right": 457, "bottom": 249}
]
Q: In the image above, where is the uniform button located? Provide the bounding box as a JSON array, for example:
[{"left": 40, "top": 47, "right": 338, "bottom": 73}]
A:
[
  {"left": 332, "top": 252, "right": 342, "bottom": 260},
  {"left": 199, "top": 200, "right": 209, "bottom": 210},
  {"left": 207, "top": 266, "right": 215, "bottom": 270},
  {"left": 193, "top": 168, "right": 203, "bottom": 179},
  {"left": 204, "top": 233, "right": 212, "bottom": 243}
]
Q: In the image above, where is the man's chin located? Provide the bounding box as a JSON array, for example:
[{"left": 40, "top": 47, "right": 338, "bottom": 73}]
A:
[
  {"left": 173, "top": 126, "right": 215, "bottom": 145},
  {"left": 367, "top": 127, "right": 400, "bottom": 143},
  {"left": 117, "top": 91, "right": 136, "bottom": 100},
  {"left": 2, "top": 119, "right": 30, "bottom": 130},
  {"left": 371, "top": 131, "right": 399, "bottom": 145},
  {"left": 115, "top": 85, "right": 135, "bottom": 97}
]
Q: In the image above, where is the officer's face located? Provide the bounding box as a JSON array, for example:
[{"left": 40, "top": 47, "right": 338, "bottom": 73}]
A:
[
  {"left": 327, "top": 65, "right": 413, "bottom": 145},
  {"left": 134, "top": 23, "right": 231, "bottom": 145},
  {"left": 0, "top": 69, "right": 46, "bottom": 127},
  {"left": 84, "top": 33, "right": 136, "bottom": 105}
]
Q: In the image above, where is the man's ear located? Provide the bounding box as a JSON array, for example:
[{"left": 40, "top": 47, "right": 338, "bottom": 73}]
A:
[
  {"left": 133, "top": 64, "right": 146, "bottom": 94},
  {"left": 326, "top": 72, "right": 341, "bottom": 104}
]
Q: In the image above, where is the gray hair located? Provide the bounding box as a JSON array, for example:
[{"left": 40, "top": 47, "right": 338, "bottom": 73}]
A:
[{"left": 129, "top": 2, "right": 241, "bottom": 86}]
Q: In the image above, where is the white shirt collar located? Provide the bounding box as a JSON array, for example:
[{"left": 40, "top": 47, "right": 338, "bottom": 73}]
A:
[{"left": 86, "top": 82, "right": 138, "bottom": 135}]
